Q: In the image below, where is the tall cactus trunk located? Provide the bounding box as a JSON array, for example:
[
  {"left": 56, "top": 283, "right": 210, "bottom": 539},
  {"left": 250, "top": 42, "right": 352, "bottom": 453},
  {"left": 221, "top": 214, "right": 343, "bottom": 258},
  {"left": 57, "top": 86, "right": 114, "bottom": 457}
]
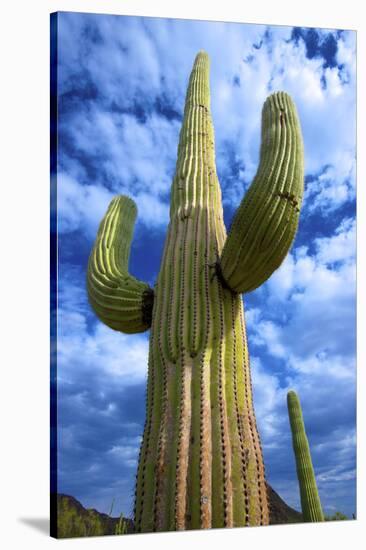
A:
[{"left": 133, "top": 51, "right": 269, "bottom": 532}]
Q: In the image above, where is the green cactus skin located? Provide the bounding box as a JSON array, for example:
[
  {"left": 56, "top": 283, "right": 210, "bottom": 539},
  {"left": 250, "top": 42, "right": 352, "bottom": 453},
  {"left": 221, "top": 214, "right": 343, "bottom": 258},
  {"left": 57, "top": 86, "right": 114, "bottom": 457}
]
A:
[
  {"left": 219, "top": 91, "right": 304, "bottom": 293},
  {"left": 287, "top": 391, "right": 324, "bottom": 522},
  {"left": 87, "top": 195, "right": 154, "bottom": 333},
  {"left": 87, "top": 51, "right": 304, "bottom": 532}
]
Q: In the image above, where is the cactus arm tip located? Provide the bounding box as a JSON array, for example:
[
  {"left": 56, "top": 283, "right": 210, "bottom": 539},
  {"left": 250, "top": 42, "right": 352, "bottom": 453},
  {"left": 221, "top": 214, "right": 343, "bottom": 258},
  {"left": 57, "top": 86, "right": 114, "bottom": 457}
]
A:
[
  {"left": 87, "top": 194, "right": 154, "bottom": 334},
  {"left": 219, "top": 91, "right": 304, "bottom": 294}
]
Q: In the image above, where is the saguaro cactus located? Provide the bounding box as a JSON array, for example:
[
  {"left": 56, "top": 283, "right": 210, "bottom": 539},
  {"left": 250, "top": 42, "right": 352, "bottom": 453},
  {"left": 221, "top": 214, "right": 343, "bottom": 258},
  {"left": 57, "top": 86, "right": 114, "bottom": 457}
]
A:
[
  {"left": 287, "top": 391, "right": 324, "bottom": 522},
  {"left": 87, "top": 51, "right": 304, "bottom": 532}
]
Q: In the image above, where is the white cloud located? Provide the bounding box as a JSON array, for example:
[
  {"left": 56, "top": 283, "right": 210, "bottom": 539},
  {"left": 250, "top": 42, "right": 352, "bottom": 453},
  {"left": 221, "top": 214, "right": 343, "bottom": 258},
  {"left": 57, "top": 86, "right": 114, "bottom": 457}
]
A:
[
  {"left": 58, "top": 16, "right": 356, "bottom": 229},
  {"left": 304, "top": 151, "right": 356, "bottom": 214},
  {"left": 107, "top": 437, "right": 142, "bottom": 468},
  {"left": 58, "top": 169, "right": 169, "bottom": 237},
  {"left": 57, "top": 274, "right": 150, "bottom": 386},
  {"left": 314, "top": 217, "right": 356, "bottom": 264},
  {"left": 58, "top": 307, "right": 149, "bottom": 385},
  {"left": 336, "top": 31, "right": 356, "bottom": 69},
  {"left": 57, "top": 172, "right": 115, "bottom": 236},
  {"left": 251, "top": 356, "right": 286, "bottom": 443},
  {"left": 252, "top": 216, "right": 356, "bottom": 376},
  {"left": 263, "top": 254, "right": 296, "bottom": 302},
  {"left": 318, "top": 468, "right": 356, "bottom": 484},
  {"left": 250, "top": 320, "right": 288, "bottom": 359},
  {"left": 244, "top": 306, "right": 261, "bottom": 325}
]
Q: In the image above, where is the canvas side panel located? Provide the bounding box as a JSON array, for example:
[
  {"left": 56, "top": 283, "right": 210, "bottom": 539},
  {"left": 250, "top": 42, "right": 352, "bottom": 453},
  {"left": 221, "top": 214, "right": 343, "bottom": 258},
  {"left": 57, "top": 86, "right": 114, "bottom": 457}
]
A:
[{"left": 50, "top": 11, "right": 59, "bottom": 540}]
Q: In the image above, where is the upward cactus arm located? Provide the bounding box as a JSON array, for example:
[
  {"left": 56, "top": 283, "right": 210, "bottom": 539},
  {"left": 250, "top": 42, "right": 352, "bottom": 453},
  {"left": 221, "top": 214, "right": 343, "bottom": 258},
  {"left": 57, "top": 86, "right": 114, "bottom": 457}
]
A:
[
  {"left": 87, "top": 195, "right": 154, "bottom": 334},
  {"left": 219, "top": 91, "right": 304, "bottom": 293}
]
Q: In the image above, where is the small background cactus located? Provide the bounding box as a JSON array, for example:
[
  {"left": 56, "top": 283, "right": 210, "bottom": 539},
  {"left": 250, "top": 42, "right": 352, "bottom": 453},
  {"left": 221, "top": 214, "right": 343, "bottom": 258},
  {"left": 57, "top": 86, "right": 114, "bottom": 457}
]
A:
[{"left": 287, "top": 390, "right": 324, "bottom": 522}]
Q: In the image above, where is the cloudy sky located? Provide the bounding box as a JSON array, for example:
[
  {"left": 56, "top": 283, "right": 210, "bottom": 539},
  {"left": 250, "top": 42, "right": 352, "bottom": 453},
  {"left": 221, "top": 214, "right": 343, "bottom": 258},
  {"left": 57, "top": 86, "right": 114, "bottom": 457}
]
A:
[{"left": 53, "top": 11, "right": 356, "bottom": 520}]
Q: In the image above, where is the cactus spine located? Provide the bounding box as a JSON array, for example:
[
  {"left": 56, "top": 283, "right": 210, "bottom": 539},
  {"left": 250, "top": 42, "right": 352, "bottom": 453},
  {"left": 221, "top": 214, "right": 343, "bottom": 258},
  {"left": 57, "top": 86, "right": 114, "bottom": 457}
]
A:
[
  {"left": 87, "top": 51, "right": 304, "bottom": 532},
  {"left": 287, "top": 391, "right": 324, "bottom": 522}
]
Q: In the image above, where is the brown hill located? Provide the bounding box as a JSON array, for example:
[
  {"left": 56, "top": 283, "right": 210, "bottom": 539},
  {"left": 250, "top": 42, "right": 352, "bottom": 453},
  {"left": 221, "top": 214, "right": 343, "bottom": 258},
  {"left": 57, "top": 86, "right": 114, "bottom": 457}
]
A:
[{"left": 266, "top": 482, "right": 303, "bottom": 524}]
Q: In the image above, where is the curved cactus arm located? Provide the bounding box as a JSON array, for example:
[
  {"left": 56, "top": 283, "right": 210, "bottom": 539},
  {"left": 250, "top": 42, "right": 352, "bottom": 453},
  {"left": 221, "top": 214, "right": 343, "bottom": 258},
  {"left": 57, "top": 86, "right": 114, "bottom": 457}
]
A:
[
  {"left": 287, "top": 390, "right": 324, "bottom": 522},
  {"left": 87, "top": 195, "right": 154, "bottom": 334},
  {"left": 219, "top": 91, "right": 304, "bottom": 293}
]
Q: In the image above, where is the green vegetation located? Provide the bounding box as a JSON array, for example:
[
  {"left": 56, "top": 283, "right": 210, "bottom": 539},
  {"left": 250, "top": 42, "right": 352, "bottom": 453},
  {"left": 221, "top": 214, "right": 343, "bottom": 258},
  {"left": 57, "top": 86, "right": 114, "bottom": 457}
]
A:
[
  {"left": 115, "top": 514, "right": 129, "bottom": 535},
  {"left": 87, "top": 51, "right": 304, "bottom": 532},
  {"left": 287, "top": 390, "right": 324, "bottom": 522},
  {"left": 325, "top": 512, "right": 349, "bottom": 521},
  {"left": 57, "top": 494, "right": 131, "bottom": 539}
]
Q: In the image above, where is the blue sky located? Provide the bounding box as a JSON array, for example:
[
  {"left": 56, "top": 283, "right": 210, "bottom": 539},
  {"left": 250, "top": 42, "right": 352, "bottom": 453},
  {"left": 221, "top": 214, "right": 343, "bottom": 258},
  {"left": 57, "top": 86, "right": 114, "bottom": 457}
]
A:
[{"left": 54, "top": 12, "right": 356, "bottom": 519}]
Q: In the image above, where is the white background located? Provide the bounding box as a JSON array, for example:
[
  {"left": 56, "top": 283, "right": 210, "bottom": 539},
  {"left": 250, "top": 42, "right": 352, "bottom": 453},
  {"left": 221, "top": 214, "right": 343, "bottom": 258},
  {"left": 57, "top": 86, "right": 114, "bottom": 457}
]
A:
[{"left": 0, "top": 1, "right": 364, "bottom": 548}]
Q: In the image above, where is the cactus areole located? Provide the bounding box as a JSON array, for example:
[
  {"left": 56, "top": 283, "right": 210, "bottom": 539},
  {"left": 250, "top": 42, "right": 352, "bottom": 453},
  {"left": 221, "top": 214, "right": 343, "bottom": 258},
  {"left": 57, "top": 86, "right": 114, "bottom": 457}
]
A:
[
  {"left": 87, "top": 51, "right": 304, "bottom": 532},
  {"left": 287, "top": 391, "right": 324, "bottom": 522}
]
